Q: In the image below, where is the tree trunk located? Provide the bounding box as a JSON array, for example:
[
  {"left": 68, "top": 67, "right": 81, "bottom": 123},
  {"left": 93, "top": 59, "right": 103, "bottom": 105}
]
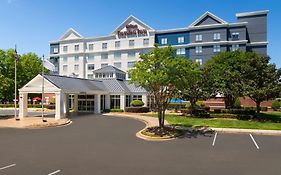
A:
[
  {"left": 158, "top": 109, "right": 163, "bottom": 128},
  {"left": 256, "top": 101, "right": 261, "bottom": 114},
  {"left": 224, "top": 95, "right": 235, "bottom": 109}
]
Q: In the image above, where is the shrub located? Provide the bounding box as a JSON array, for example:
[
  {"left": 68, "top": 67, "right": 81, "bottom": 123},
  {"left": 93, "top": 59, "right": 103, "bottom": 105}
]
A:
[
  {"left": 233, "top": 98, "right": 241, "bottom": 109},
  {"left": 130, "top": 100, "right": 144, "bottom": 107},
  {"left": 271, "top": 100, "right": 280, "bottom": 111},
  {"left": 190, "top": 108, "right": 211, "bottom": 118},
  {"left": 110, "top": 109, "right": 124, "bottom": 112},
  {"left": 210, "top": 113, "right": 237, "bottom": 119},
  {"left": 236, "top": 115, "right": 252, "bottom": 120},
  {"left": 196, "top": 101, "right": 205, "bottom": 107},
  {"left": 167, "top": 103, "right": 186, "bottom": 112},
  {"left": 50, "top": 98, "right": 56, "bottom": 104},
  {"left": 261, "top": 106, "right": 268, "bottom": 112},
  {"left": 125, "top": 107, "right": 150, "bottom": 113},
  {"left": 214, "top": 109, "right": 222, "bottom": 113}
]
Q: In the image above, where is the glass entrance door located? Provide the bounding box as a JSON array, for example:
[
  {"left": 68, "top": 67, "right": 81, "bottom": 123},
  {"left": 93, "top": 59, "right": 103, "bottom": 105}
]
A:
[{"left": 78, "top": 95, "right": 95, "bottom": 112}]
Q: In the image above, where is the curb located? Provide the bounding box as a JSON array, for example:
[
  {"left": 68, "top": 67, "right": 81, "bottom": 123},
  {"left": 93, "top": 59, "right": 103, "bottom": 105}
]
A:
[
  {"left": 103, "top": 113, "right": 175, "bottom": 141},
  {"left": 211, "top": 127, "right": 281, "bottom": 136},
  {"left": 28, "top": 119, "right": 73, "bottom": 129}
]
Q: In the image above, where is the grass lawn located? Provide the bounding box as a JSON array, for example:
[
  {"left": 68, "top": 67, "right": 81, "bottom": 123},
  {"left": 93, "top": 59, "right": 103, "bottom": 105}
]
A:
[{"left": 145, "top": 112, "right": 281, "bottom": 130}]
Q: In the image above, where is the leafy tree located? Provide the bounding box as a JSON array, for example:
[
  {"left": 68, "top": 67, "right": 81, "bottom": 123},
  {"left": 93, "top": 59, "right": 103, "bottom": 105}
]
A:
[
  {"left": 233, "top": 97, "right": 241, "bottom": 109},
  {"left": 0, "top": 49, "right": 46, "bottom": 102},
  {"left": 242, "top": 53, "right": 281, "bottom": 113},
  {"left": 129, "top": 46, "right": 179, "bottom": 128},
  {"left": 271, "top": 100, "right": 280, "bottom": 111},
  {"left": 173, "top": 58, "right": 208, "bottom": 111},
  {"left": 204, "top": 51, "right": 247, "bottom": 109}
]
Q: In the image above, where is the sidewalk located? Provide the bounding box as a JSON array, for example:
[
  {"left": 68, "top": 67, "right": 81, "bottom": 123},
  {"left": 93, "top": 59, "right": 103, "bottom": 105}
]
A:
[
  {"left": 104, "top": 112, "right": 281, "bottom": 136},
  {"left": 0, "top": 117, "right": 70, "bottom": 129}
]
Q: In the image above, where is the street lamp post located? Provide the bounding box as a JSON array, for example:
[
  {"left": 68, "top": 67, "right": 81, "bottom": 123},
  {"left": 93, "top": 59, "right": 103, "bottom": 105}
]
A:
[{"left": 14, "top": 45, "right": 20, "bottom": 121}]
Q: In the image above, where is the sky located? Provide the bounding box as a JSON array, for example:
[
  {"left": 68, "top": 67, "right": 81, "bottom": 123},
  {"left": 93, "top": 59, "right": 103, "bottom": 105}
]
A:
[{"left": 0, "top": 0, "right": 280, "bottom": 67}]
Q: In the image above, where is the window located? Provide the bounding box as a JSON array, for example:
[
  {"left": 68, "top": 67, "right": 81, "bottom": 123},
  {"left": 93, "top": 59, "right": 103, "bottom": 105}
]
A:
[
  {"left": 74, "top": 44, "right": 79, "bottom": 51},
  {"left": 213, "top": 45, "right": 221, "bottom": 52},
  {"left": 195, "top": 34, "right": 202, "bottom": 41},
  {"left": 101, "top": 63, "right": 108, "bottom": 68},
  {"left": 133, "top": 95, "right": 142, "bottom": 101},
  {"left": 232, "top": 32, "right": 239, "bottom": 40},
  {"left": 115, "top": 41, "right": 120, "bottom": 48},
  {"left": 88, "top": 54, "right": 95, "bottom": 61},
  {"left": 63, "top": 65, "right": 68, "bottom": 72},
  {"left": 178, "top": 36, "right": 184, "bottom": 44},
  {"left": 126, "top": 95, "right": 132, "bottom": 107},
  {"left": 161, "top": 38, "right": 167, "bottom": 45},
  {"left": 214, "top": 33, "right": 221, "bottom": 40},
  {"left": 88, "top": 44, "right": 94, "bottom": 51},
  {"left": 128, "top": 51, "right": 135, "bottom": 58},
  {"left": 195, "top": 59, "right": 203, "bottom": 65},
  {"left": 195, "top": 46, "right": 202, "bottom": 53},
  {"left": 53, "top": 48, "right": 58, "bottom": 53},
  {"left": 143, "top": 38, "right": 149, "bottom": 46},
  {"left": 231, "top": 44, "right": 239, "bottom": 51},
  {"left": 129, "top": 40, "right": 135, "bottom": 47},
  {"left": 176, "top": 48, "right": 186, "bottom": 56},
  {"left": 74, "top": 55, "right": 79, "bottom": 62},
  {"left": 88, "top": 64, "right": 95, "bottom": 70},
  {"left": 102, "top": 43, "right": 107, "bottom": 49},
  {"left": 114, "top": 52, "right": 121, "bottom": 59},
  {"left": 101, "top": 53, "right": 108, "bottom": 59},
  {"left": 63, "top": 46, "right": 68, "bottom": 52},
  {"left": 110, "top": 95, "right": 120, "bottom": 109},
  {"left": 127, "top": 61, "right": 136, "bottom": 69},
  {"left": 63, "top": 57, "right": 67, "bottom": 62},
  {"left": 114, "top": 62, "right": 122, "bottom": 69},
  {"left": 88, "top": 74, "right": 94, "bottom": 79},
  {"left": 74, "top": 64, "right": 79, "bottom": 71}
]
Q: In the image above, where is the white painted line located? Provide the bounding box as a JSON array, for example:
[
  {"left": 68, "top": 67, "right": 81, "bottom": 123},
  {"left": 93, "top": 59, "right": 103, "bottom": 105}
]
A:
[
  {"left": 47, "top": 170, "right": 61, "bottom": 175},
  {"left": 212, "top": 132, "right": 218, "bottom": 146},
  {"left": 0, "top": 163, "right": 16, "bottom": 170},
  {"left": 249, "top": 134, "right": 260, "bottom": 149}
]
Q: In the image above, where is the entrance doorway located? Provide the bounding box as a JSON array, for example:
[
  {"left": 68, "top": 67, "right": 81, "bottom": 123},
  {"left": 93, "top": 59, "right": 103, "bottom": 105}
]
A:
[{"left": 78, "top": 95, "right": 95, "bottom": 112}]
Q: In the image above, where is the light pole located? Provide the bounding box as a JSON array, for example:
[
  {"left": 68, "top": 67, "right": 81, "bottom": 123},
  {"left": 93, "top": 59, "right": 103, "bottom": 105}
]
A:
[
  {"left": 14, "top": 45, "right": 20, "bottom": 121},
  {"left": 42, "top": 55, "right": 47, "bottom": 122}
]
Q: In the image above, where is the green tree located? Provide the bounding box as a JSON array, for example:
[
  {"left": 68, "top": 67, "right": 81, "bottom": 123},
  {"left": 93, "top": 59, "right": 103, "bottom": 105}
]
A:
[
  {"left": 129, "top": 46, "right": 178, "bottom": 128},
  {"left": 173, "top": 58, "right": 208, "bottom": 111},
  {"left": 271, "top": 100, "right": 280, "bottom": 111},
  {"left": 0, "top": 49, "right": 46, "bottom": 102},
  {"left": 243, "top": 53, "right": 281, "bottom": 113},
  {"left": 204, "top": 51, "right": 247, "bottom": 109}
]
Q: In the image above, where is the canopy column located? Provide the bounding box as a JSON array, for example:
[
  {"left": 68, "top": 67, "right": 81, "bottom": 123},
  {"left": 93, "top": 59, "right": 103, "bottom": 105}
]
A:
[
  {"left": 95, "top": 94, "right": 101, "bottom": 114},
  {"left": 73, "top": 94, "right": 78, "bottom": 112},
  {"left": 120, "top": 94, "right": 125, "bottom": 110},
  {"left": 142, "top": 94, "right": 148, "bottom": 107},
  {"left": 19, "top": 92, "right": 28, "bottom": 118},
  {"left": 55, "top": 92, "right": 65, "bottom": 120}
]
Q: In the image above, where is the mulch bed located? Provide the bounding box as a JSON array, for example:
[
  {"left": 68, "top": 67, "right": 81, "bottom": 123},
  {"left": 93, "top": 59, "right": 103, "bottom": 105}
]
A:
[{"left": 142, "top": 126, "right": 184, "bottom": 137}]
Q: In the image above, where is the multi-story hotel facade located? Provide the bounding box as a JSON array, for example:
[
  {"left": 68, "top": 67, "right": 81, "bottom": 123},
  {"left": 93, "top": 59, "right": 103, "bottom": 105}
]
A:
[{"left": 49, "top": 10, "right": 268, "bottom": 79}]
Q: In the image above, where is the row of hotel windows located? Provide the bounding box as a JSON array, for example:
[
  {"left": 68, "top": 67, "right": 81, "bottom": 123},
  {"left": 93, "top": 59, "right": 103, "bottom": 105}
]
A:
[
  {"left": 62, "top": 61, "right": 136, "bottom": 72},
  {"left": 160, "top": 32, "right": 240, "bottom": 45},
  {"left": 194, "top": 44, "right": 240, "bottom": 54},
  {"left": 62, "top": 51, "right": 137, "bottom": 63},
  {"left": 58, "top": 38, "right": 150, "bottom": 53}
]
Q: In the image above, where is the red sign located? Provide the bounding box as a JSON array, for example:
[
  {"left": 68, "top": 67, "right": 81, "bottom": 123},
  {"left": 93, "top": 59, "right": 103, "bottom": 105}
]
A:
[{"left": 117, "top": 24, "right": 147, "bottom": 37}]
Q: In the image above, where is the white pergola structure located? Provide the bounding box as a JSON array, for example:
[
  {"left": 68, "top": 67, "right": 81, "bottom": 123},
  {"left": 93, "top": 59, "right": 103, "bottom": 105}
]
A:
[{"left": 19, "top": 74, "right": 107, "bottom": 119}]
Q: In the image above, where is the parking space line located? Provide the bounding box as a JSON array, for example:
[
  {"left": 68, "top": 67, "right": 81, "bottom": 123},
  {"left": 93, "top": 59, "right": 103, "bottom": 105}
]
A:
[
  {"left": 212, "top": 132, "right": 217, "bottom": 146},
  {"left": 249, "top": 134, "right": 260, "bottom": 149},
  {"left": 47, "top": 170, "right": 61, "bottom": 175},
  {"left": 0, "top": 163, "right": 16, "bottom": 170}
]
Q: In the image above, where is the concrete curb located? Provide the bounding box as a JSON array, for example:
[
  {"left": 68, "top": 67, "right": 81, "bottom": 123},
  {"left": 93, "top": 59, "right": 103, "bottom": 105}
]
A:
[
  {"left": 104, "top": 113, "right": 281, "bottom": 137},
  {"left": 211, "top": 127, "right": 281, "bottom": 136},
  {"left": 27, "top": 119, "right": 73, "bottom": 129},
  {"left": 103, "top": 113, "right": 175, "bottom": 141}
]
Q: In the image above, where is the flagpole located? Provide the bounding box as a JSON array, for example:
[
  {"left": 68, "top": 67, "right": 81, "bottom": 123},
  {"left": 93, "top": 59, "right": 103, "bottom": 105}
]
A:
[
  {"left": 14, "top": 45, "right": 19, "bottom": 121},
  {"left": 42, "top": 55, "right": 47, "bottom": 122}
]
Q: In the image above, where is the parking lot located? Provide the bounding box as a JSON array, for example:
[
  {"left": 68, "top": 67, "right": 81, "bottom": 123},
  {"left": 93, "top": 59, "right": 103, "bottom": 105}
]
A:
[{"left": 0, "top": 114, "right": 280, "bottom": 175}]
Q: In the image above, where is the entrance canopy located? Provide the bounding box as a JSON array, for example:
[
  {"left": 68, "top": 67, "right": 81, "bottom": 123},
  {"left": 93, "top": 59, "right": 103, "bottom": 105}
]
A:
[{"left": 18, "top": 74, "right": 108, "bottom": 119}]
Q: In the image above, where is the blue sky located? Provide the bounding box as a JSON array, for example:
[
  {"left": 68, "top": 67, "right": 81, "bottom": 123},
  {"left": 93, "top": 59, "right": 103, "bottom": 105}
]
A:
[{"left": 0, "top": 0, "right": 280, "bottom": 67}]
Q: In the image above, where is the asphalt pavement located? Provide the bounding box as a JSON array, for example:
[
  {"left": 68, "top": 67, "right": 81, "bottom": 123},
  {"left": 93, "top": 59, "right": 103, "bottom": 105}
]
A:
[{"left": 0, "top": 114, "right": 280, "bottom": 175}]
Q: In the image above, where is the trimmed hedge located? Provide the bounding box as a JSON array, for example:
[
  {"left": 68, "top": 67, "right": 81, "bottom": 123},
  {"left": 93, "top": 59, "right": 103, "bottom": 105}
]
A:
[
  {"left": 130, "top": 100, "right": 144, "bottom": 107},
  {"left": 210, "top": 113, "right": 237, "bottom": 119},
  {"left": 125, "top": 107, "right": 149, "bottom": 113},
  {"left": 109, "top": 109, "right": 124, "bottom": 112},
  {"left": 0, "top": 104, "right": 50, "bottom": 108}
]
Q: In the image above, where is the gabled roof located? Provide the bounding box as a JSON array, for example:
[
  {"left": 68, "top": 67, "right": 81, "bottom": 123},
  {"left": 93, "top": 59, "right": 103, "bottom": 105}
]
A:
[
  {"left": 111, "top": 15, "right": 154, "bottom": 34},
  {"left": 59, "top": 28, "right": 83, "bottom": 40},
  {"left": 93, "top": 65, "right": 126, "bottom": 74},
  {"left": 189, "top": 11, "right": 227, "bottom": 27},
  {"left": 43, "top": 74, "right": 106, "bottom": 93}
]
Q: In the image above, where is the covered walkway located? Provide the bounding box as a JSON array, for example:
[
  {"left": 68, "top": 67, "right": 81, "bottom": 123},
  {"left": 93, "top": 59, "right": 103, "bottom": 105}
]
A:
[{"left": 19, "top": 74, "right": 108, "bottom": 119}]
